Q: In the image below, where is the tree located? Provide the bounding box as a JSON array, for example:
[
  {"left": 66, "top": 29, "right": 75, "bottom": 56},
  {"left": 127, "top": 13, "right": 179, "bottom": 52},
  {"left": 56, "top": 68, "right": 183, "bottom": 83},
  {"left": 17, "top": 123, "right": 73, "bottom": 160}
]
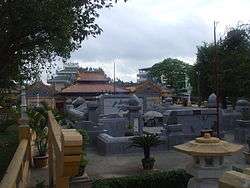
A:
[
  {"left": 0, "top": 0, "right": 126, "bottom": 88},
  {"left": 190, "top": 43, "right": 215, "bottom": 100},
  {"left": 149, "top": 58, "right": 193, "bottom": 92},
  {"left": 192, "top": 24, "right": 250, "bottom": 103}
]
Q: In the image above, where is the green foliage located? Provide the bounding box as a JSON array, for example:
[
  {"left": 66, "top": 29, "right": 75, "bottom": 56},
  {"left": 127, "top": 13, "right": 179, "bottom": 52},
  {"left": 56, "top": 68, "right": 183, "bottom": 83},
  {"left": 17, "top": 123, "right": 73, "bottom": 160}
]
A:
[
  {"left": 0, "top": 0, "right": 126, "bottom": 87},
  {"left": 130, "top": 134, "right": 163, "bottom": 159},
  {"left": 80, "top": 154, "right": 88, "bottom": 167},
  {"left": 127, "top": 124, "right": 134, "bottom": 130},
  {"left": 149, "top": 58, "right": 192, "bottom": 92},
  {"left": 0, "top": 125, "right": 18, "bottom": 180},
  {"left": 0, "top": 107, "right": 19, "bottom": 132},
  {"left": 77, "top": 128, "right": 89, "bottom": 145},
  {"left": 92, "top": 169, "right": 192, "bottom": 188},
  {"left": 35, "top": 179, "right": 46, "bottom": 188},
  {"left": 192, "top": 24, "right": 250, "bottom": 102},
  {"left": 28, "top": 103, "right": 50, "bottom": 156}
]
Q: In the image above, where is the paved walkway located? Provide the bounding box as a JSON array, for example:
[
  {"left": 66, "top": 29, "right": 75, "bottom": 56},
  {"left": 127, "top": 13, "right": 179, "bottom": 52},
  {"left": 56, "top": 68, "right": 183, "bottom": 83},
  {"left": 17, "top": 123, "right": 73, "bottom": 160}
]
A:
[
  {"left": 86, "top": 149, "right": 191, "bottom": 179},
  {"left": 85, "top": 146, "right": 249, "bottom": 179},
  {"left": 28, "top": 133, "right": 250, "bottom": 186}
]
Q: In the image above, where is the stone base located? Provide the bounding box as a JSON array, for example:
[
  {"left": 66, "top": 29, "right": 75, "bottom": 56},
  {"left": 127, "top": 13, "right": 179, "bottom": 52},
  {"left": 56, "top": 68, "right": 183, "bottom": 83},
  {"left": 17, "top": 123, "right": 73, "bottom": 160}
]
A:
[
  {"left": 188, "top": 177, "right": 218, "bottom": 188},
  {"left": 243, "top": 151, "right": 250, "bottom": 164}
]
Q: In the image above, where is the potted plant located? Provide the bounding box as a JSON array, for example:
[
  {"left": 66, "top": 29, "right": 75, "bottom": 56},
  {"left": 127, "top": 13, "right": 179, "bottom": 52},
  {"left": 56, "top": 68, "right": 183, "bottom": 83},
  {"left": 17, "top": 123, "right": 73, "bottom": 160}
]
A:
[
  {"left": 130, "top": 133, "right": 163, "bottom": 170},
  {"left": 28, "top": 103, "right": 49, "bottom": 168}
]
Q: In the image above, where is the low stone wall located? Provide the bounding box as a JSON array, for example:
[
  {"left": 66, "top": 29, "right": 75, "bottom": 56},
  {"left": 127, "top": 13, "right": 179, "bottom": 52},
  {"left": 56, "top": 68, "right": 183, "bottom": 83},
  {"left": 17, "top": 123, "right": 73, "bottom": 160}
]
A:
[
  {"left": 164, "top": 109, "right": 217, "bottom": 137},
  {"left": 221, "top": 109, "right": 241, "bottom": 131},
  {"left": 98, "top": 117, "right": 128, "bottom": 137},
  {"left": 96, "top": 133, "right": 169, "bottom": 155},
  {"left": 75, "top": 121, "right": 108, "bottom": 146},
  {"left": 163, "top": 108, "right": 240, "bottom": 138}
]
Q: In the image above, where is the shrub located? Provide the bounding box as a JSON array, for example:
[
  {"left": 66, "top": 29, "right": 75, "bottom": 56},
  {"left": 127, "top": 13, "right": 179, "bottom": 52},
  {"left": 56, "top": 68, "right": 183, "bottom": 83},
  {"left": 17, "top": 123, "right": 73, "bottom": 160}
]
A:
[
  {"left": 0, "top": 107, "right": 19, "bottom": 132},
  {"left": 92, "top": 169, "right": 192, "bottom": 188}
]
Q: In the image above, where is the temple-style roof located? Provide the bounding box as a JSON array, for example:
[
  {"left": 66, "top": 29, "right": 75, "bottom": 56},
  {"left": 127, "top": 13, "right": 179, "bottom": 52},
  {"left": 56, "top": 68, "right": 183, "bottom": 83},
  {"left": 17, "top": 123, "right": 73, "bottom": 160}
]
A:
[
  {"left": 76, "top": 72, "right": 109, "bottom": 82},
  {"left": 126, "top": 80, "right": 172, "bottom": 96},
  {"left": 26, "top": 81, "right": 55, "bottom": 97},
  {"left": 60, "top": 83, "right": 128, "bottom": 94},
  {"left": 174, "top": 133, "right": 243, "bottom": 156}
]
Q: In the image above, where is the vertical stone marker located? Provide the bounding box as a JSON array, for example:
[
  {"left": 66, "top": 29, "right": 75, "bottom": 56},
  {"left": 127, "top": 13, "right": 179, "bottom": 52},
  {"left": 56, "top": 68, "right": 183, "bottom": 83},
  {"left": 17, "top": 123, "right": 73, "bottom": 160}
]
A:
[
  {"left": 174, "top": 132, "right": 243, "bottom": 188},
  {"left": 20, "top": 86, "right": 28, "bottom": 121}
]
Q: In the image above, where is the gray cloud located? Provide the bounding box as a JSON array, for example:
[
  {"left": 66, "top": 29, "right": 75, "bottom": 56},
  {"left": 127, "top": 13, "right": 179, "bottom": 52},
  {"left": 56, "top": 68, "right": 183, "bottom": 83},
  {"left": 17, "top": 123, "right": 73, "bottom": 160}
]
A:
[{"left": 69, "top": 0, "right": 250, "bottom": 81}]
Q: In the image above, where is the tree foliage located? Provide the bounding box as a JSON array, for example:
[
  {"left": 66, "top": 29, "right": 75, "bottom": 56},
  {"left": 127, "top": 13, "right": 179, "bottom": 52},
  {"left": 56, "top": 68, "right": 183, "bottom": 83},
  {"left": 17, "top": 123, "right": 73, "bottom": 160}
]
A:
[
  {"left": 0, "top": 0, "right": 125, "bottom": 88},
  {"left": 149, "top": 58, "right": 192, "bottom": 92},
  {"left": 192, "top": 24, "right": 250, "bottom": 102}
]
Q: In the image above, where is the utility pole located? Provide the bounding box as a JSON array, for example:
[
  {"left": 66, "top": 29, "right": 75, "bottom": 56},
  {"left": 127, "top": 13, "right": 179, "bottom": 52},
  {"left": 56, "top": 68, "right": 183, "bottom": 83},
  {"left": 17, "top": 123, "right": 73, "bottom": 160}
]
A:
[
  {"left": 213, "top": 21, "right": 220, "bottom": 138},
  {"left": 114, "top": 62, "right": 116, "bottom": 95}
]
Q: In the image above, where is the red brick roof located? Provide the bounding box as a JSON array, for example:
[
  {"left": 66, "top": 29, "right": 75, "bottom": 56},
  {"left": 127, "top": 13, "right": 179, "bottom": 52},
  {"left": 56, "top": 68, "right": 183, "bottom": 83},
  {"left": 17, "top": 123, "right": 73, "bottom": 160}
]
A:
[
  {"left": 61, "top": 83, "right": 129, "bottom": 94},
  {"left": 76, "top": 72, "right": 109, "bottom": 82}
]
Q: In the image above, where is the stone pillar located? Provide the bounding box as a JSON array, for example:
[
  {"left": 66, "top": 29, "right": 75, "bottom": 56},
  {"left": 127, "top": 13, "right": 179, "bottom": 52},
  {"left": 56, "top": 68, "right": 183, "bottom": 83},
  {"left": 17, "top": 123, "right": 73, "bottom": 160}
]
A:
[
  {"left": 128, "top": 105, "right": 141, "bottom": 133},
  {"left": 20, "top": 86, "right": 28, "bottom": 121},
  {"left": 65, "top": 99, "right": 73, "bottom": 111},
  {"left": 207, "top": 93, "right": 217, "bottom": 108},
  {"left": 36, "top": 93, "right": 40, "bottom": 107},
  {"left": 87, "top": 102, "right": 98, "bottom": 124},
  {"left": 166, "top": 124, "right": 184, "bottom": 148},
  {"left": 138, "top": 114, "right": 144, "bottom": 135}
]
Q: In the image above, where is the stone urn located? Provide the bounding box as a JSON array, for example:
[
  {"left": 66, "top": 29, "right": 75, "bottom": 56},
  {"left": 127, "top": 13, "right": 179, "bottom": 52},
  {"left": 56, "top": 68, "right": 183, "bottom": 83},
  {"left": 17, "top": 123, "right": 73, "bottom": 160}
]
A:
[{"left": 243, "top": 136, "right": 250, "bottom": 164}]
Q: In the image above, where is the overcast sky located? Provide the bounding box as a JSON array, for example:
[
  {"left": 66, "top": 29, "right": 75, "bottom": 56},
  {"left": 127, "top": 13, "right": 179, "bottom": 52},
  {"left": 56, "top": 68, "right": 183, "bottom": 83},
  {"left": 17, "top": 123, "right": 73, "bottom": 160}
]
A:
[{"left": 50, "top": 0, "right": 250, "bottom": 82}]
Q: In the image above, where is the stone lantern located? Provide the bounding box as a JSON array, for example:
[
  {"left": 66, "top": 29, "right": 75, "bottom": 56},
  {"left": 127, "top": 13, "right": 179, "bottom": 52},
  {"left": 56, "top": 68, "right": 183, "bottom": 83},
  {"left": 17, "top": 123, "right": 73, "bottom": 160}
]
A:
[{"left": 174, "top": 132, "right": 243, "bottom": 188}]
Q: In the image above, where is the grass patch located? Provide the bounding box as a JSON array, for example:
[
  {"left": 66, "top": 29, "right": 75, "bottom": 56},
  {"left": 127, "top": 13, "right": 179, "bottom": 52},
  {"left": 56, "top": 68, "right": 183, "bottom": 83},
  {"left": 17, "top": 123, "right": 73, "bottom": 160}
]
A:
[{"left": 0, "top": 125, "right": 19, "bottom": 181}]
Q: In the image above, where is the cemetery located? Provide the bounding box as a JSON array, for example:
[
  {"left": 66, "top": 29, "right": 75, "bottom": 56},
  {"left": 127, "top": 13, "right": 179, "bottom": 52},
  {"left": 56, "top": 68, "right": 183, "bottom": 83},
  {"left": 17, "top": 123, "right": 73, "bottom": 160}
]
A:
[
  {"left": 1, "top": 1, "right": 250, "bottom": 188},
  {"left": 63, "top": 92, "right": 246, "bottom": 157},
  {"left": 1, "top": 71, "right": 250, "bottom": 188}
]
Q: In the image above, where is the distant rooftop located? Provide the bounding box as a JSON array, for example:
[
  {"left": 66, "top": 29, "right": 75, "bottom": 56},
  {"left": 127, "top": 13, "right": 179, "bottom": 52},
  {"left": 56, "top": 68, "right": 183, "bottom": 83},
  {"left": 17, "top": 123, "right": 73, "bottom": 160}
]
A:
[
  {"left": 76, "top": 72, "right": 109, "bottom": 82},
  {"left": 61, "top": 83, "right": 128, "bottom": 94}
]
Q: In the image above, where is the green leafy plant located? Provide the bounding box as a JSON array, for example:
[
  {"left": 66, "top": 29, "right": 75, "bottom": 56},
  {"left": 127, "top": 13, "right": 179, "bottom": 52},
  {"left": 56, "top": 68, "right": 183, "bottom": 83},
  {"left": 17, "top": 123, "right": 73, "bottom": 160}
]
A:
[
  {"left": 130, "top": 134, "right": 164, "bottom": 169},
  {"left": 77, "top": 128, "right": 89, "bottom": 150},
  {"left": 77, "top": 154, "right": 89, "bottom": 176},
  {"left": 130, "top": 134, "right": 163, "bottom": 159},
  {"left": 76, "top": 128, "right": 89, "bottom": 176},
  {"left": 127, "top": 124, "right": 133, "bottom": 130},
  {"left": 28, "top": 103, "right": 49, "bottom": 157}
]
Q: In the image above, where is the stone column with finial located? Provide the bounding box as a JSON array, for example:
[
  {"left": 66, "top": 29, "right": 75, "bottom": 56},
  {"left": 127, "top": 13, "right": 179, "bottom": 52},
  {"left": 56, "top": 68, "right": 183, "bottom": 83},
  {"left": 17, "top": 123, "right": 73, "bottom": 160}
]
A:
[
  {"left": 20, "top": 86, "right": 28, "bottom": 122},
  {"left": 174, "top": 131, "right": 243, "bottom": 188}
]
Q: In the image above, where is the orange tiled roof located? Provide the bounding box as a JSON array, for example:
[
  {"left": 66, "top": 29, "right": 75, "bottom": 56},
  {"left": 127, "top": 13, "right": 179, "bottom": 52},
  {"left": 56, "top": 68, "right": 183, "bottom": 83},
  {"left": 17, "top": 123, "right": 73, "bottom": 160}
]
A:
[
  {"left": 76, "top": 72, "right": 109, "bottom": 82},
  {"left": 61, "top": 83, "right": 128, "bottom": 94}
]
